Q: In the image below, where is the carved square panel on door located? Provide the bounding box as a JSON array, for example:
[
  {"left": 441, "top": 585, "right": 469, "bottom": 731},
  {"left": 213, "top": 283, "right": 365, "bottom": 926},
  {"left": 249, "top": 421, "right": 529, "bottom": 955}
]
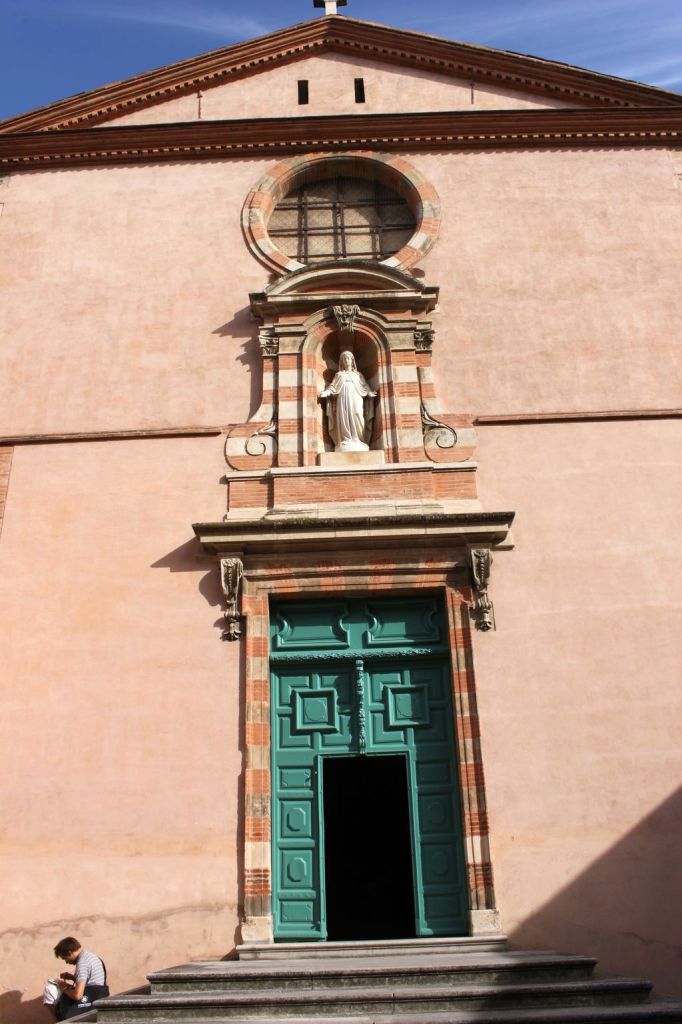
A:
[
  {"left": 294, "top": 688, "right": 339, "bottom": 733},
  {"left": 280, "top": 849, "right": 315, "bottom": 890},
  {"left": 384, "top": 683, "right": 430, "bottom": 728},
  {"left": 279, "top": 799, "right": 313, "bottom": 840}
]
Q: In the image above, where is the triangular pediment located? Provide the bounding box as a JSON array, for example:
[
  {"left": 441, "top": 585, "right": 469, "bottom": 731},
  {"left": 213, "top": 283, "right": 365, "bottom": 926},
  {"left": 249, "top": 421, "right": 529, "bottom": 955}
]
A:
[
  {"left": 80, "top": 53, "right": 580, "bottom": 128},
  {"left": 2, "top": 15, "right": 681, "bottom": 134}
]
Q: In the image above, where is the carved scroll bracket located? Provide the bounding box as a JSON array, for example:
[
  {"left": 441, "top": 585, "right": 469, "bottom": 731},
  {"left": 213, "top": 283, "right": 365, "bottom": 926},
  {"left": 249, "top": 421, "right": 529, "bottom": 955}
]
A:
[
  {"left": 244, "top": 417, "right": 277, "bottom": 457},
  {"left": 421, "top": 402, "right": 457, "bottom": 451},
  {"left": 223, "top": 324, "right": 278, "bottom": 468},
  {"left": 469, "top": 548, "right": 496, "bottom": 632},
  {"left": 220, "top": 557, "right": 244, "bottom": 641}
]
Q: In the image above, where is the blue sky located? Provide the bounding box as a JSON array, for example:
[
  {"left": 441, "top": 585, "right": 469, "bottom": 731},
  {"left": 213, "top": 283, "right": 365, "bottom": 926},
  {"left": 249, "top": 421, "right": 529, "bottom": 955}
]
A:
[{"left": 2, "top": 0, "right": 681, "bottom": 122}]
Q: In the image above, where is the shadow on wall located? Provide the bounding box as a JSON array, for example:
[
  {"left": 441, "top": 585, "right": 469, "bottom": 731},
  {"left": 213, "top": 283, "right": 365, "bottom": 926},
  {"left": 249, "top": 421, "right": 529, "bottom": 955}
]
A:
[
  {"left": 0, "top": 992, "right": 50, "bottom": 1024},
  {"left": 212, "top": 308, "right": 262, "bottom": 420},
  {"left": 508, "top": 785, "right": 682, "bottom": 998},
  {"left": 151, "top": 538, "right": 226, "bottom": 636}
]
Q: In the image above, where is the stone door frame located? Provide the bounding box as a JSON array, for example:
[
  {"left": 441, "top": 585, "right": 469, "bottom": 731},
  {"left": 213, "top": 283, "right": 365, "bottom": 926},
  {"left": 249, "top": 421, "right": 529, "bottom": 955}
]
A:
[{"left": 238, "top": 546, "right": 501, "bottom": 944}]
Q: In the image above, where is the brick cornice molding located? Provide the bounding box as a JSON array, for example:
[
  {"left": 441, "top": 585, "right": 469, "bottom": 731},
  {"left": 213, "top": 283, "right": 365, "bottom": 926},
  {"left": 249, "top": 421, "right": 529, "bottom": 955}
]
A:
[
  {"left": 2, "top": 108, "right": 681, "bottom": 170},
  {"left": 2, "top": 16, "right": 681, "bottom": 135}
]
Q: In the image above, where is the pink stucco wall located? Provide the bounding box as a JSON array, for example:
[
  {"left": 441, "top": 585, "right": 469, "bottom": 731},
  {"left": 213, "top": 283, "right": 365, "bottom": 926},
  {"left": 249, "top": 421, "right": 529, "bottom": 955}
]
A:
[
  {"left": 474, "top": 418, "right": 682, "bottom": 996},
  {"left": 418, "top": 147, "right": 682, "bottom": 415},
  {"left": 1, "top": 122, "right": 681, "bottom": 1017},
  {"left": 102, "top": 53, "right": 572, "bottom": 127},
  {"left": 0, "top": 437, "right": 241, "bottom": 1022},
  {"left": 1, "top": 146, "right": 680, "bottom": 439},
  {"left": 2, "top": 420, "right": 680, "bottom": 1017}
]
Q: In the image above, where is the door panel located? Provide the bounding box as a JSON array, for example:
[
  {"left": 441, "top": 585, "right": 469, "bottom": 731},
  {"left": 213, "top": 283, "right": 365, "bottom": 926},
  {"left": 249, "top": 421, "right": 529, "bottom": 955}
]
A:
[
  {"left": 271, "top": 598, "right": 468, "bottom": 940},
  {"left": 273, "top": 756, "right": 321, "bottom": 936},
  {"left": 273, "top": 667, "right": 342, "bottom": 938},
  {"left": 272, "top": 601, "right": 351, "bottom": 650},
  {"left": 365, "top": 600, "right": 442, "bottom": 646}
]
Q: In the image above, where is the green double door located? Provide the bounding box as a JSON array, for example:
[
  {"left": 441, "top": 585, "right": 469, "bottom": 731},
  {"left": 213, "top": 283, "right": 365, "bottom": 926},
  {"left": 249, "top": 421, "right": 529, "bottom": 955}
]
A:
[{"left": 271, "top": 597, "right": 468, "bottom": 941}]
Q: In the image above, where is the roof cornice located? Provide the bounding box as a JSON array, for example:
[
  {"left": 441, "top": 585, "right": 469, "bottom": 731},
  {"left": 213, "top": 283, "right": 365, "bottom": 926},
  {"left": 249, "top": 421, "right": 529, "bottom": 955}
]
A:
[
  {"left": 1, "top": 108, "right": 681, "bottom": 170},
  {"left": 2, "top": 16, "right": 681, "bottom": 135}
]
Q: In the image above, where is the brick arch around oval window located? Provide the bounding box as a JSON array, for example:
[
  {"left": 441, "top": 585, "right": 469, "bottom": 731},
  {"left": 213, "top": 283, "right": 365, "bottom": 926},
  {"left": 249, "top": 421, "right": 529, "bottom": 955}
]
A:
[{"left": 241, "top": 152, "right": 441, "bottom": 276}]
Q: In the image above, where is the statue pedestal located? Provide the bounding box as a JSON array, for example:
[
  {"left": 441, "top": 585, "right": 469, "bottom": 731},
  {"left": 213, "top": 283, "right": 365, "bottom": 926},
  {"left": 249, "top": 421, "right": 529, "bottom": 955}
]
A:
[{"left": 317, "top": 450, "right": 386, "bottom": 468}]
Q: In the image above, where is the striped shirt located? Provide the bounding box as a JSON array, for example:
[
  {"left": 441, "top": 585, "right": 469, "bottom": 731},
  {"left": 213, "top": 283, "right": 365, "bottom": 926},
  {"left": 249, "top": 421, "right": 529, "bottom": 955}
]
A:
[{"left": 74, "top": 950, "right": 106, "bottom": 987}]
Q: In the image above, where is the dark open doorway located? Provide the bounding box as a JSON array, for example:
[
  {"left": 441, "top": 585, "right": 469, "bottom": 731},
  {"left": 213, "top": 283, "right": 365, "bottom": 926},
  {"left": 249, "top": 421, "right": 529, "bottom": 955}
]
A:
[{"left": 322, "top": 754, "right": 416, "bottom": 940}]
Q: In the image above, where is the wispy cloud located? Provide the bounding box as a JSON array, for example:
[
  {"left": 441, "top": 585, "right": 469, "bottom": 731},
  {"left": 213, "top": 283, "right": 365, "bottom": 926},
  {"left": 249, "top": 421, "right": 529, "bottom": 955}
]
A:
[
  {"left": 57, "top": 0, "right": 273, "bottom": 42},
  {"left": 613, "top": 55, "right": 682, "bottom": 88},
  {"left": 403, "top": 0, "right": 682, "bottom": 91},
  {"left": 408, "top": 0, "right": 638, "bottom": 44}
]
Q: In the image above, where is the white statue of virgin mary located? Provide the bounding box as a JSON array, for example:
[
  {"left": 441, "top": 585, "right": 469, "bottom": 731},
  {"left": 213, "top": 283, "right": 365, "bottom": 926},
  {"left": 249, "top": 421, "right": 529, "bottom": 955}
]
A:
[{"left": 319, "top": 351, "right": 377, "bottom": 452}]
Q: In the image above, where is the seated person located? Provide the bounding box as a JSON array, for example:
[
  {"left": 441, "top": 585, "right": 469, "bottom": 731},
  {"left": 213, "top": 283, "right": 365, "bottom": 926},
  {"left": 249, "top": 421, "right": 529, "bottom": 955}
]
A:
[{"left": 48, "top": 937, "right": 109, "bottom": 1020}]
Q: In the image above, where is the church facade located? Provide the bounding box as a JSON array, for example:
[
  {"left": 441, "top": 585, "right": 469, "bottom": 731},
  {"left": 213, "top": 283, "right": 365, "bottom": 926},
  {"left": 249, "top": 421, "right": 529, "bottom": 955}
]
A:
[{"left": 1, "top": 8, "right": 681, "bottom": 1019}]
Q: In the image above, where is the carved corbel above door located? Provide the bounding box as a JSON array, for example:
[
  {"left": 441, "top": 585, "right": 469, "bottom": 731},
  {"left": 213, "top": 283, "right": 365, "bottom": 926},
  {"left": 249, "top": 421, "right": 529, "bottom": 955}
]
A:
[
  {"left": 220, "top": 556, "right": 244, "bottom": 641},
  {"left": 468, "top": 548, "right": 496, "bottom": 632}
]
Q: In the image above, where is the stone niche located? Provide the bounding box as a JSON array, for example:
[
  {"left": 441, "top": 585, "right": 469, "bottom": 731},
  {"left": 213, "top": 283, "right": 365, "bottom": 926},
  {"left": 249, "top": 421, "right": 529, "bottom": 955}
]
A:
[{"left": 223, "top": 260, "right": 481, "bottom": 523}]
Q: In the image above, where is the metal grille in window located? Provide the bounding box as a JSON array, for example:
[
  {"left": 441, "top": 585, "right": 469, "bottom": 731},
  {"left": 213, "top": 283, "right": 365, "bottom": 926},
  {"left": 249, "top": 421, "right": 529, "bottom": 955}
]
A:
[{"left": 269, "top": 177, "right": 415, "bottom": 264}]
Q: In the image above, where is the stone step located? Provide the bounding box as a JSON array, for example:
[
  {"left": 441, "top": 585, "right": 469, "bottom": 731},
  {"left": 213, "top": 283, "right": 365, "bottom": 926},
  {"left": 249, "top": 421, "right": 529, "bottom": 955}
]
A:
[
  {"left": 126, "top": 1010, "right": 682, "bottom": 1024},
  {"left": 148, "top": 951, "right": 599, "bottom": 995},
  {"left": 96, "top": 977, "right": 655, "bottom": 1021},
  {"left": 237, "top": 937, "right": 508, "bottom": 960}
]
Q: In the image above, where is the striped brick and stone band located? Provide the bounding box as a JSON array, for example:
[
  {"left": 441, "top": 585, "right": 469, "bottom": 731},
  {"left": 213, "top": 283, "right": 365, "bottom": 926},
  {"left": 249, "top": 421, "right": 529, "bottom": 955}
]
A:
[{"left": 242, "top": 151, "right": 441, "bottom": 277}]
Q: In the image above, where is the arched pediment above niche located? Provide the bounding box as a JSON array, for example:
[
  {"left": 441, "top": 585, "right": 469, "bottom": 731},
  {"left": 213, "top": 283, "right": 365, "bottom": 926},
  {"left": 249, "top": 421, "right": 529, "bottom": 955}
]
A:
[
  {"left": 249, "top": 259, "right": 438, "bottom": 319},
  {"left": 264, "top": 259, "right": 431, "bottom": 295}
]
